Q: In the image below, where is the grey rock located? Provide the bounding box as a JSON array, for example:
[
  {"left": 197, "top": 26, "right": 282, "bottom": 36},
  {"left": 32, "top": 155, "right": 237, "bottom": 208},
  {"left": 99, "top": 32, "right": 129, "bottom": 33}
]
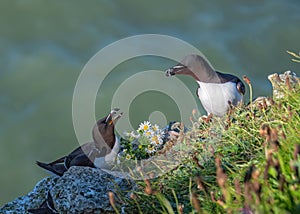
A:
[
  {"left": 0, "top": 176, "right": 58, "bottom": 213},
  {"left": 1, "top": 166, "right": 135, "bottom": 214},
  {"left": 250, "top": 71, "right": 299, "bottom": 108},
  {"left": 50, "top": 166, "right": 134, "bottom": 213},
  {"left": 268, "top": 70, "right": 299, "bottom": 99}
]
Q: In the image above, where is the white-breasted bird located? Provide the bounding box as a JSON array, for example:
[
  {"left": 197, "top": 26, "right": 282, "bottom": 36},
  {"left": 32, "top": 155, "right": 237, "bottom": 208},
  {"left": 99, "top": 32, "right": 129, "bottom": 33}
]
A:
[
  {"left": 36, "top": 108, "right": 122, "bottom": 176},
  {"left": 166, "top": 54, "right": 245, "bottom": 117},
  {"left": 29, "top": 109, "right": 122, "bottom": 214}
]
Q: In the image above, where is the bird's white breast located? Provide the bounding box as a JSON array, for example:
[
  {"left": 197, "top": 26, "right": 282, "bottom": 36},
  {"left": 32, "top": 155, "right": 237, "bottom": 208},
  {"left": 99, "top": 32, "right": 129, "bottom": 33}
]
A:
[
  {"left": 196, "top": 81, "right": 243, "bottom": 117},
  {"left": 94, "top": 137, "right": 120, "bottom": 169}
]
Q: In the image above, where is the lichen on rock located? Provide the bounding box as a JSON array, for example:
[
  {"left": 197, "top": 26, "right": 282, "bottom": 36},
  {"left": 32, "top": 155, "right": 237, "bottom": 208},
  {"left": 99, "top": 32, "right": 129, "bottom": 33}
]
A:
[
  {"left": 251, "top": 70, "right": 299, "bottom": 108},
  {"left": 268, "top": 70, "right": 299, "bottom": 99},
  {"left": 0, "top": 166, "right": 135, "bottom": 213},
  {"left": 0, "top": 176, "right": 58, "bottom": 213},
  {"left": 49, "top": 166, "right": 134, "bottom": 213}
]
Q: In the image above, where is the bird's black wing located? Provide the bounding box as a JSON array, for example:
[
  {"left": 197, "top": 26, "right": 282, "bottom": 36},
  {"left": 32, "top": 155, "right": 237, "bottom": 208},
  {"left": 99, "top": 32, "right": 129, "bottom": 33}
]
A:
[{"left": 216, "top": 71, "right": 240, "bottom": 83}]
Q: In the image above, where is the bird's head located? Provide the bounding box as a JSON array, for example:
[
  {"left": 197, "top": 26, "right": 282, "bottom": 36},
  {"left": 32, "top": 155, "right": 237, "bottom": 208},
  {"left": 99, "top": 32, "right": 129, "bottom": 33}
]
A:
[
  {"left": 165, "top": 63, "right": 190, "bottom": 76},
  {"left": 237, "top": 81, "right": 246, "bottom": 95},
  {"left": 92, "top": 108, "right": 123, "bottom": 149},
  {"left": 165, "top": 54, "right": 215, "bottom": 81}
]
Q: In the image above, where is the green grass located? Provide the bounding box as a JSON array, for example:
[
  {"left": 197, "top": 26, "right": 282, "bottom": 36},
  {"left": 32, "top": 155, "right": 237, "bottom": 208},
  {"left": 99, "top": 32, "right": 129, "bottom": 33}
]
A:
[{"left": 117, "top": 69, "right": 300, "bottom": 213}]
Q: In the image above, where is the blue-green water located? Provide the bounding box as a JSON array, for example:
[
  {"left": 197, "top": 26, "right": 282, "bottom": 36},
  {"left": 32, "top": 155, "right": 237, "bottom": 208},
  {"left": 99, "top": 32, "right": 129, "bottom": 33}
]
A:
[{"left": 1, "top": 0, "right": 300, "bottom": 205}]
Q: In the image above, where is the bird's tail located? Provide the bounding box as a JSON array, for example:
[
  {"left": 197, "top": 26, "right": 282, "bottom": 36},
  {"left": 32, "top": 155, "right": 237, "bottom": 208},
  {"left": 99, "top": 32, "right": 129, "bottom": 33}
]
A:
[
  {"left": 28, "top": 207, "right": 56, "bottom": 214},
  {"left": 36, "top": 159, "right": 67, "bottom": 176},
  {"left": 28, "top": 191, "right": 57, "bottom": 214}
]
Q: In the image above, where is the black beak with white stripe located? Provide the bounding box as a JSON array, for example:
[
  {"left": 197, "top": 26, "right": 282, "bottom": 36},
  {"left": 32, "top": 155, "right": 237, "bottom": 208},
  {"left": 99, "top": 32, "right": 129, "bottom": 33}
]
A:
[
  {"left": 165, "top": 54, "right": 245, "bottom": 117},
  {"left": 36, "top": 108, "right": 123, "bottom": 176},
  {"left": 165, "top": 64, "right": 188, "bottom": 76}
]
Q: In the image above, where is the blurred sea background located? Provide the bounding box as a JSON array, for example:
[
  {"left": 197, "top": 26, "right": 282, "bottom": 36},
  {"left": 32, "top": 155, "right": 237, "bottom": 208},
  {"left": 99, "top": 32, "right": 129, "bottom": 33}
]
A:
[{"left": 0, "top": 0, "right": 299, "bottom": 205}]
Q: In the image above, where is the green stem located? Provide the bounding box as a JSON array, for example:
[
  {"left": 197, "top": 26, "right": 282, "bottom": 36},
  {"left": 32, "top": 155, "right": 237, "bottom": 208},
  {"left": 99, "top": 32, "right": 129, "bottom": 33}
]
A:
[{"left": 249, "top": 83, "right": 253, "bottom": 114}]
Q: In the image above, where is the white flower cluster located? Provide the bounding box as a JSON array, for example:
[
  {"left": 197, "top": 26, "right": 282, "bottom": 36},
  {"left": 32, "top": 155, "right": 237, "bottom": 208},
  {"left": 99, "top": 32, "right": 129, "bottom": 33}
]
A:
[{"left": 138, "top": 121, "right": 164, "bottom": 154}]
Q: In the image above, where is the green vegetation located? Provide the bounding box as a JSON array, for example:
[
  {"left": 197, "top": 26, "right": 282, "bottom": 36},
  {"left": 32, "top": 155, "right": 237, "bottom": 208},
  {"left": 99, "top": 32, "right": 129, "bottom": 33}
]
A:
[{"left": 114, "top": 57, "right": 300, "bottom": 213}]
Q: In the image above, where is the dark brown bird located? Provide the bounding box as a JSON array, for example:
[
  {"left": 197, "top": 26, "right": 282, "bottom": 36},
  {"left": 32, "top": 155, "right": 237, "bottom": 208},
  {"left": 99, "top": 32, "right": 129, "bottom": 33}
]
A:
[{"left": 36, "top": 108, "right": 122, "bottom": 176}]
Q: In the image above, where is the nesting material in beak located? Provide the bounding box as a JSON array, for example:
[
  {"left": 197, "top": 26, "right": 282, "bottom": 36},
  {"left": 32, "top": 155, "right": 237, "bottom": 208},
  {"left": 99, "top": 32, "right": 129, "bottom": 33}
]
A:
[
  {"left": 165, "top": 64, "right": 187, "bottom": 77},
  {"left": 105, "top": 108, "right": 123, "bottom": 125}
]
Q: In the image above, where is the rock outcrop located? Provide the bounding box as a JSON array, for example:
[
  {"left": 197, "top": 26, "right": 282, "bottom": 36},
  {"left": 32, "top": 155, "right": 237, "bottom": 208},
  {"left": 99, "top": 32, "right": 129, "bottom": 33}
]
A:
[
  {"left": 0, "top": 166, "right": 135, "bottom": 213},
  {"left": 268, "top": 70, "right": 299, "bottom": 99}
]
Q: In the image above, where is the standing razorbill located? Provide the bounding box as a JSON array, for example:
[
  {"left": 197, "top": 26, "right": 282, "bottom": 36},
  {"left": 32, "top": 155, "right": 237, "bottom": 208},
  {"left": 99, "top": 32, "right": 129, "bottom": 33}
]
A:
[{"left": 166, "top": 54, "right": 245, "bottom": 117}]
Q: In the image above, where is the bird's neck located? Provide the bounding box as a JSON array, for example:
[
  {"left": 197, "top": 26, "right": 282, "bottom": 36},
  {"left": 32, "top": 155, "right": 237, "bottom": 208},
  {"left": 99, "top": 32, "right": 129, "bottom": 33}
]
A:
[
  {"left": 194, "top": 69, "right": 220, "bottom": 83},
  {"left": 92, "top": 125, "right": 116, "bottom": 150}
]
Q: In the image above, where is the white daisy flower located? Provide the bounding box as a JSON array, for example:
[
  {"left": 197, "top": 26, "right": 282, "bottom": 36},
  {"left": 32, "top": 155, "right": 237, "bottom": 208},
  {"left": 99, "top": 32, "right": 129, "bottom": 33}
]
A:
[
  {"left": 138, "top": 121, "right": 151, "bottom": 132},
  {"left": 145, "top": 146, "right": 156, "bottom": 154},
  {"left": 150, "top": 135, "right": 159, "bottom": 143},
  {"left": 130, "top": 131, "right": 140, "bottom": 138},
  {"left": 144, "top": 130, "right": 154, "bottom": 138},
  {"left": 152, "top": 124, "right": 160, "bottom": 132},
  {"left": 150, "top": 135, "right": 163, "bottom": 147}
]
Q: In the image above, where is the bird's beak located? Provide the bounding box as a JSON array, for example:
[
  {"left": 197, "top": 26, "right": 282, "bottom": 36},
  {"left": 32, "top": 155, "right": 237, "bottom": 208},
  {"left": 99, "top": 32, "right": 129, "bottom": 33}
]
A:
[
  {"left": 105, "top": 108, "right": 123, "bottom": 125},
  {"left": 165, "top": 64, "right": 187, "bottom": 77}
]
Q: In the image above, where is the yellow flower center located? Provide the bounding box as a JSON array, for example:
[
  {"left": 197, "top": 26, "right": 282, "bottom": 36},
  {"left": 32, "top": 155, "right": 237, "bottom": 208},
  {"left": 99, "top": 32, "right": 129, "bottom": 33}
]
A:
[{"left": 151, "top": 135, "right": 158, "bottom": 142}]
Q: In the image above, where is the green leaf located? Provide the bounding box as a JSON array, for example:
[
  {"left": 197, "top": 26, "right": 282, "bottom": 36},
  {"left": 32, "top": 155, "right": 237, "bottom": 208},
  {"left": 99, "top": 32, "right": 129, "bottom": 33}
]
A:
[{"left": 156, "top": 193, "right": 175, "bottom": 214}]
